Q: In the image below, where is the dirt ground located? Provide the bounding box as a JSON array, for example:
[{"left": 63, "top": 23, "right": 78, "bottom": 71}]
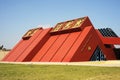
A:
[{"left": 0, "top": 50, "right": 9, "bottom": 60}]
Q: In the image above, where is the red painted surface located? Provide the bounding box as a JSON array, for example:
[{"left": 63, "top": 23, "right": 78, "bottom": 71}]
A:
[
  {"left": 32, "top": 35, "right": 59, "bottom": 61},
  {"left": 96, "top": 30, "right": 120, "bottom": 45},
  {"left": 2, "top": 40, "right": 23, "bottom": 61},
  {"left": 51, "top": 32, "right": 81, "bottom": 62},
  {"left": 40, "top": 33, "right": 69, "bottom": 62},
  {"left": 101, "top": 37, "right": 120, "bottom": 44},
  {"left": 95, "top": 30, "right": 116, "bottom": 60},
  {"left": 16, "top": 28, "right": 51, "bottom": 62},
  {"left": 2, "top": 16, "right": 120, "bottom": 62},
  {"left": 4, "top": 29, "right": 43, "bottom": 61},
  {"left": 62, "top": 26, "right": 94, "bottom": 62},
  {"left": 71, "top": 27, "right": 97, "bottom": 61}
]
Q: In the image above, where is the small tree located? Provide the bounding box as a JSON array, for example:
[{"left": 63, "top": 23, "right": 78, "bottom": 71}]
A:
[{"left": 0, "top": 45, "right": 3, "bottom": 50}]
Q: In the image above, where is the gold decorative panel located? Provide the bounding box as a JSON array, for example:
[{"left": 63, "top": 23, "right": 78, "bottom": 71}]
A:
[
  {"left": 22, "top": 28, "right": 39, "bottom": 39},
  {"left": 72, "top": 18, "right": 85, "bottom": 28},
  {"left": 50, "top": 17, "right": 86, "bottom": 33},
  {"left": 61, "top": 20, "right": 74, "bottom": 30},
  {"left": 51, "top": 23, "right": 64, "bottom": 32}
]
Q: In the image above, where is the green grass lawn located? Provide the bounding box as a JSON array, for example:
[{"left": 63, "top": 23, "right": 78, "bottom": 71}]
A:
[{"left": 0, "top": 63, "right": 120, "bottom": 80}]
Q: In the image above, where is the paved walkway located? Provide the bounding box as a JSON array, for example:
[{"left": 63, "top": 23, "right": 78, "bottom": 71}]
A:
[{"left": 1, "top": 60, "right": 120, "bottom": 67}]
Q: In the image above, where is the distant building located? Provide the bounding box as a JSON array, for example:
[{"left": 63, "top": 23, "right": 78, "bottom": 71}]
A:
[{"left": 2, "top": 16, "right": 120, "bottom": 62}]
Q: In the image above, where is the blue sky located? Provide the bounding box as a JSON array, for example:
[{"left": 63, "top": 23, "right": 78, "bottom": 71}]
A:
[{"left": 0, "top": 0, "right": 120, "bottom": 49}]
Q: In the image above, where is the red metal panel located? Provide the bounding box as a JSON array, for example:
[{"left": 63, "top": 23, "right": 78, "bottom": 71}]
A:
[
  {"left": 82, "top": 34, "right": 98, "bottom": 61},
  {"left": 4, "top": 40, "right": 30, "bottom": 61},
  {"left": 16, "top": 28, "right": 51, "bottom": 62},
  {"left": 71, "top": 27, "right": 116, "bottom": 61},
  {"left": 5, "top": 29, "right": 42, "bottom": 61},
  {"left": 32, "top": 35, "right": 59, "bottom": 61},
  {"left": 102, "top": 37, "right": 120, "bottom": 44},
  {"left": 71, "top": 28, "right": 116, "bottom": 61},
  {"left": 2, "top": 39, "right": 23, "bottom": 61},
  {"left": 71, "top": 30, "right": 99, "bottom": 61},
  {"left": 96, "top": 30, "right": 120, "bottom": 45},
  {"left": 62, "top": 26, "right": 93, "bottom": 62},
  {"left": 40, "top": 33, "right": 69, "bottom": 62},
  {"left": 50, "top": 32, "right": 81, "bottom": 62},
  {"left": 4, "top": 40, "right": 31, "bottom": 61}
]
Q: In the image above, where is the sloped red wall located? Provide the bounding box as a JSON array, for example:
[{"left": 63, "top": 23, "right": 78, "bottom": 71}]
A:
[
  {"left": 16, "top": 28, "right": 51, "bottom": 62},
  {"left": 3, "top": 29, "right": 43, "bottom": 61}
]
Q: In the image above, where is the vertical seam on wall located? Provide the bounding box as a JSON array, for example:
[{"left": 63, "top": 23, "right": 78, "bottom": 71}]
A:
[
  {"left": 39, "top": 35, "right": 60, "bottom": 61},
  {"left": 3, "top": 40, "right": 23, "bottom": 60},
  {"left": 49, "top": 33, "right": 70, "bottom": 62},
  {"left": 61, "top": 32, "right": 82, "bottom": 62},
  {"left": 15, "top": 30, "right": 43, "bottom": 61}
]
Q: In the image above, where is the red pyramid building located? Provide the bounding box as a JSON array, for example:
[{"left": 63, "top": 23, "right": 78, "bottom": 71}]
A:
[{"left": 2, "top": 16, "right": 120, "bottom": 62}]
